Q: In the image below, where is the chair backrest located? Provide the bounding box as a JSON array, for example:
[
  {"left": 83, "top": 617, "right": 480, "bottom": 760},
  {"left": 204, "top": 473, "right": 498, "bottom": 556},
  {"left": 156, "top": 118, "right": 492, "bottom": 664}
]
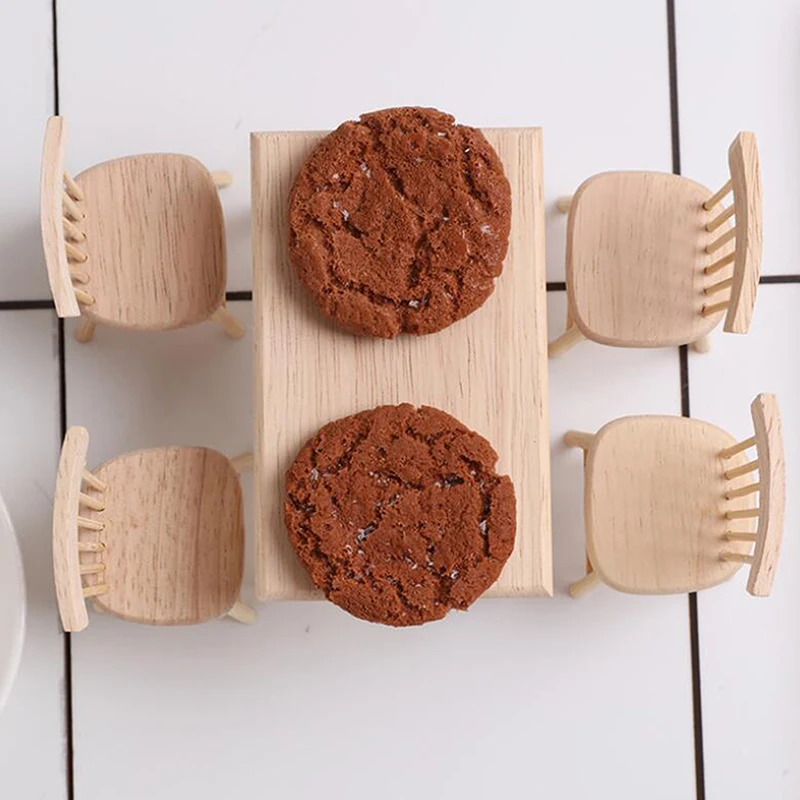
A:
[
  {"left": 52, "top": 427, "right": 108, "bottom": 632},
  {"left": 40, "top": 117, "right": 93, "bottom": 318},
  {"left": 701, "top": 133, "right": 763, "bottom": 334},
  {"left": 719, "top": 394, "right": 784, "bottom": 596},
  {"left": 747, "top": 394, "right": 785, "bottom": 595},
  {"left": 725, "top": 133, "right": 763, "bottom": 333}
]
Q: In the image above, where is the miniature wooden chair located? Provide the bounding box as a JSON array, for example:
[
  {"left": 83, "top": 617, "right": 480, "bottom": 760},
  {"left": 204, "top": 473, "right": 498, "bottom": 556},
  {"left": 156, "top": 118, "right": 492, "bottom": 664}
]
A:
[
  {"left": 40, "top": 116, "right": 245, "bottom": 343},
  {"left": 549, "top": 133, "right": 762, "bottom": 356},
  {"left": 52, "top": 427, "right": 255, "bottom": 631},
  {"left": 565, "top": 394, "right": 784, "bottom": 598}
]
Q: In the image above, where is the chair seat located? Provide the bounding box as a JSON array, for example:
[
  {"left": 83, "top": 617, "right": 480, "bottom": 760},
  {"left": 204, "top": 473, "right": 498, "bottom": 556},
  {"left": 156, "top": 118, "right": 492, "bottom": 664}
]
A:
[
  {"left": 91, "top": 447, "right": 243, "bottom": 624},
  {"left": 586, "top": 417, "right": 756, "bottom": 593},
  {"left": 567, "top": 172, "right": 733, "bottom": 347},
  {"left": 76, "top": 155, "right": 226, "bottom": 330}
]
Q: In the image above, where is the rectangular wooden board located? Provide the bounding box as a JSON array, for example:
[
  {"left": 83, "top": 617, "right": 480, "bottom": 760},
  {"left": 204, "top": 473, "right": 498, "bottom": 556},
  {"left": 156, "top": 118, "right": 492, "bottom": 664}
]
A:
[{"left": 251, "top": 127, "right": 552, "bottom": 600}]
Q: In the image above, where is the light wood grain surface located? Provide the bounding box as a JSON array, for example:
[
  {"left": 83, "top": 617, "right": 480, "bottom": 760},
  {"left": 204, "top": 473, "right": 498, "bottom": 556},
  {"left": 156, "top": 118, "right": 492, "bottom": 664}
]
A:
[
  {"left": 40, "top": 117, "right": 81, "bottom": 318},
  {"left": 567, "top": 390, "right": 786, "bottom": 599},
  {"left": 724, "top": 132, "right": 762, "bottom": 334},
  {"left": 554, "top": 132, "right": 762, "bottom": 354},
  {"left": 52, "top": 426, "right": 91, "bottom": 631},
  {"left": 76, "top": 154, "right": 227, "bottom": 330},
  {"left": 90, "top": 446, "right": 244, "bottom": 625},
  {"left": 584, "top": 416, "right": 756, "bottom": 593},
  {"left": 566, "top": 172, "right": 731, "bottom": 347},
  {"left": 53, "top": 432, "right": 246, "bottom": 629},
  {"left": 252, "top": 127, "right": 551, "bottom": 602},
  {"left": 747, "top": 393, "right": 784, "bottom": 596}
]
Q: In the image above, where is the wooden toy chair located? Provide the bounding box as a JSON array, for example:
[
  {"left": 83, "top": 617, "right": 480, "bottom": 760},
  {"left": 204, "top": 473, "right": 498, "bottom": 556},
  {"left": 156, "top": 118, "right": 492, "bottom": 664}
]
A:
[
  {"left": 52, "top": 427, "right": 255, "bottom": 631},
  {"left": 549, "top": 133, "right": 762, "bottom": 356},
  {"left": 40, "top": 117, "right": 245, "bottom": 343},
  {"left": 565, "top": 394, "right": 784, "bottom": 598}
]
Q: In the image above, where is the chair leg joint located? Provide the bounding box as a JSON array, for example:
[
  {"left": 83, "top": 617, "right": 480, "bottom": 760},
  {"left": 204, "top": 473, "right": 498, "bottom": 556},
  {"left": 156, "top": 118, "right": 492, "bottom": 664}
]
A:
[{"left": 569, "top": 570, "right": 601, "bottom": 598}]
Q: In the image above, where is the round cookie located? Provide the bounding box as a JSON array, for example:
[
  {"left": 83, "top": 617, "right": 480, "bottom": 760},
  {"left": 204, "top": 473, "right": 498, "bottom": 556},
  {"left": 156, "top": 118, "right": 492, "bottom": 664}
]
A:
[
  {"left": 284, "top": 404, "right": 516, "bottom": 626},
  {"left": 288, "top": 107, "right": 512, "bottom": 338}
]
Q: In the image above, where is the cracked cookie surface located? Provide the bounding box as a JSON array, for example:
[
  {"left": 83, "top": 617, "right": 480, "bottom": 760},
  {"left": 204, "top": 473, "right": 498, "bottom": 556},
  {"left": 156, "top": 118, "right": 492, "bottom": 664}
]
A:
[
  {"left": 284, "top": 404, "right": 516, "bottom": 626},
  {"left": 287, "top": 107, "right": 512, "bottom": 338}
]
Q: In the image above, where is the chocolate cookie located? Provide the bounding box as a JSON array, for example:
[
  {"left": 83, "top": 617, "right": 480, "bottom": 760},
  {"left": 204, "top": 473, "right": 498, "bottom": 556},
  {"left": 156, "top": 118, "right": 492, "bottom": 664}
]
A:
[
  {"left": 288, "top": 107, "right": 512, "bottom": 338},
  {"left": 284, "top": 404, "right": 516, "bottom": 626}
]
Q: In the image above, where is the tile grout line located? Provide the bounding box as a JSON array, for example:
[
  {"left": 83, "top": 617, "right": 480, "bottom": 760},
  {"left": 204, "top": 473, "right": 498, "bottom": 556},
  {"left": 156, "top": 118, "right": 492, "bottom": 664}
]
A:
[
  {"left": 225, "top": 290, "right": 253, "bottom": 302},
  {"left": 0, "top": 300, "right": 56, "bottom": 311},
  {"left": 5, "top": 278, "right": 800, "bottom": 314},
  {"left": 58, "top": 316, "right": 72, "bottom": 800},
  {"left": 667, "top": 1, "right": 707, "bottom": 798},
  {"left": 0, "top": 291, "right": 259, "bottom": 313},
  {"left": 759, "top": 275, "right": 800, "bottom": 284},
  {"left": 50, "top": 1, "right": 75, "bottom": 798}
]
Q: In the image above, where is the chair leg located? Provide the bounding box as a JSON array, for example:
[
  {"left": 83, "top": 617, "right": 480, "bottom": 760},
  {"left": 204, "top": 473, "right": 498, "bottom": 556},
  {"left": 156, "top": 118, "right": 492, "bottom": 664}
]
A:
[
  {"left": 231, "top": 452, "right": 253, "bottom": 473},
  {"left": 210, "top": 306, "right": 246, "bottom": 340},
  {"left": 227, "top": 598, "right": 256, "bottom": 624},
  {"left": 548, "top": 325, "right": 584, "bottom": 358},
  {"left": 569, "top": 569, "right": 601, "bottom": 598},
  {"left": 75, "top": 316, "right": 97, "bottom": 343},
  {"left": 555, "top": 195, "right": 573, "bottom": 213},
  {"left": 691, "top": 334, "right": 712, "bottom": 354},
  {"left": 211, "top": 170, "right": 233, "bottom": 189},
  {"left": 564, "top": 430, "right": 595, "bottom": 451}
]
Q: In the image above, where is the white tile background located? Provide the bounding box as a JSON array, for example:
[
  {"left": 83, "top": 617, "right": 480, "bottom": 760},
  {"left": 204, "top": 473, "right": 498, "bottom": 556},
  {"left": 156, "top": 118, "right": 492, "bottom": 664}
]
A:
[{"left": 0, "top": 1, "right": 797, "bottom": 798}]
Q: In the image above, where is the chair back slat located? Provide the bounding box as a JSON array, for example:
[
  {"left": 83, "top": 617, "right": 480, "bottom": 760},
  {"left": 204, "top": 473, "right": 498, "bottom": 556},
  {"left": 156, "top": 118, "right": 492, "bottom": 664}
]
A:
[
  {"left": 747, "top": 394, "right": 785, "bottom": 596},
  {"left": 40, "top": 116, "right": 81, "bottom": 318},
  {"left": 53, "top": 427, "right": 90, "bottom": 631},
  {"left": 724, "top": 132, "right": 762, "bottom": 334}
]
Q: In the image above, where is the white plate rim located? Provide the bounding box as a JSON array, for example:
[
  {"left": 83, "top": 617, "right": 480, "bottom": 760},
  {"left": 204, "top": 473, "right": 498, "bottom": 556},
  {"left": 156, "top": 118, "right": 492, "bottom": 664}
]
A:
[{"left": 0, "top": 493, "right": 26, "bottom": 714}]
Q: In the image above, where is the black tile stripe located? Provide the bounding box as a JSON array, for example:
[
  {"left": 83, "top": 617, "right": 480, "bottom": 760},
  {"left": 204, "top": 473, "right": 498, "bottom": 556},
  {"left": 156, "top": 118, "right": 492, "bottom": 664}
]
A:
[
  {"left": 225, "top": 290, "right": 253, "bottom": 302},
  {"left": 50, "top": 2, "right": 74, "bottom": 798},
  {"left": 667, "top": 1, "right": 706, "bottom": 798},
  {"left": 668, "top": 0, "right": 682, "bottom": 177},
  {"left": 679, "top": 345, "right": 691, "bottom": 416},
  {"left": 0, "top": 291, "right": 254, "bottom": 313},
  {"left": 0, "top": 299, "right": 55, "bottom": 310},
  {"left": 760, "top": 274, "right": 800, "bottom": 284},
  {"left": 57, "top": 315, "right": 72, "bottom": 800},
  {"left": 52, "top": 0, "right": 59, "bottom": 114},
  {"left": 3, "top": 276, "right": 797, "bottom": 314}
]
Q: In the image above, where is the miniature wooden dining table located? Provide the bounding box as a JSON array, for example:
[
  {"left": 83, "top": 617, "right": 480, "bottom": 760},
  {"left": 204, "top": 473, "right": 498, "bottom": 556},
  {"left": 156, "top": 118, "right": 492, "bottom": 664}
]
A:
[{"left": 250, "top": 127, "right": 552, "bottom": 601}]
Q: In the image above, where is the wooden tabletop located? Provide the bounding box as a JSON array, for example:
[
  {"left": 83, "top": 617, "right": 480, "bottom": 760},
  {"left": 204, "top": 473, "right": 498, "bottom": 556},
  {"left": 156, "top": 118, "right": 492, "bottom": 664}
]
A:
[{"left": 251, "top": 127, "right": 552, "bottom": 601}]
